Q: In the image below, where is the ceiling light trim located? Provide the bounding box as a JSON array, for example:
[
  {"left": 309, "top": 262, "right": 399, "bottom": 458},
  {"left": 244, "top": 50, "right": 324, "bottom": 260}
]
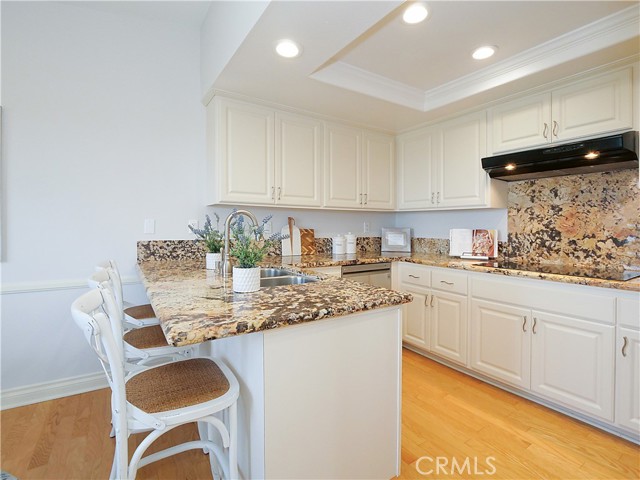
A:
[{"left": 310, "top": 61, "right": 425, "bottom": 110}]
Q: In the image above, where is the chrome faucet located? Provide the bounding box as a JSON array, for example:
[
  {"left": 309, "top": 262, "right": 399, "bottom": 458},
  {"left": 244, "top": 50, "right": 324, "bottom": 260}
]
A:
[{"left": 222, "top": 209, "right": 259, "bottom": 278}]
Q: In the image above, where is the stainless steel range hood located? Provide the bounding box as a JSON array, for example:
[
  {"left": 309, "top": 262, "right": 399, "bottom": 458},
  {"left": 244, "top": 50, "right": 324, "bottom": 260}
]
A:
[{"left": 482, "top": 131, "right": 639, "bottom": 181}]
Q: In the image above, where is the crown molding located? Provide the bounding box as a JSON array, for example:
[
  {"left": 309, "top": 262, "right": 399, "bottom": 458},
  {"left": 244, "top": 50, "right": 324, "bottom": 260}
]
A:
[
  {"left": 311, "top": 5, "right": 640, "bottom": 112},
  {"left": 309, "top": 61, "right": 425, "bottom": 110}
]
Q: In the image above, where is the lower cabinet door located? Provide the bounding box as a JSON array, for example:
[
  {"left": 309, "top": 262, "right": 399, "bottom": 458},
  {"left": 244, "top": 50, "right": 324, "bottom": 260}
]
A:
[
  {"left": 470, "top": 299, "right": 531, "bottom": 389},
  {"left": 615, "top": 327, "right": 640, "bottom": 433},
  {"left": 402, "top": 287, "right": 429, "bottom": 351},
  {"left": 531, "top": 311, "right": 615, "bottom": 421},
  {"left": 431, "top": 291, "right": 467, "bottom": 365}
]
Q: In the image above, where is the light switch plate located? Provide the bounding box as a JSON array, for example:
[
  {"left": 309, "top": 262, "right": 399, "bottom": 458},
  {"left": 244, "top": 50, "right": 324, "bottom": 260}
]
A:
[{"left": 144, "top": 219, "right": 155, "bottom": 234}]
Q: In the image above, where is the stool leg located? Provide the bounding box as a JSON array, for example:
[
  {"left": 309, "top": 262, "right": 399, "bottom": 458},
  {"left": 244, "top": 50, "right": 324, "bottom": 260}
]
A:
[{"left": 229, "top": 401, "right": 238, "bottom": 480}]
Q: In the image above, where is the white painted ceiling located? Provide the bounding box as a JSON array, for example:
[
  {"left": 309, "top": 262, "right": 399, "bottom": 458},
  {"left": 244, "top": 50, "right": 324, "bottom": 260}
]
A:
[
  {"left": 73, "top": 1, "right": 639, "bottom": 133},
  {"left": 213, "top": 0, "right": 639, "bottom": 133}
]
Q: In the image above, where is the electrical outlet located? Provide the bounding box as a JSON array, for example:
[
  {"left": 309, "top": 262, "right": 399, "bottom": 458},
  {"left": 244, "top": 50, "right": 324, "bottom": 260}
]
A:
[
  {"left": 363, "top": 222, "right": 370, "bottom": 233},
  {"left": 188, "top": 219, "right": 198, "bottom": 233}
]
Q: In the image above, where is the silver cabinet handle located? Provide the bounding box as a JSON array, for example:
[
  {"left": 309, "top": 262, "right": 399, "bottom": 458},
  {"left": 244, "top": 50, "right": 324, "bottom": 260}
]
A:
[
  {"left": 271, "top": 186, "right": 275, "bottom": 200},
  {"left": 431, "top": 192, "right": 435, "bottom": 204},
  {"left": 430, "top": 295, "right": 435, "bottom": 307},
  {"left": 522, "top": 316, "right": 527, "bottom": 333},
  {"left": 364, "top": 193, "right": 368, "bottom": 205},
  {"left": 552, "top": 120, "right": 558, "bottom": 137},
  {"left": 532, "top": 317, "right": 538, "bottom": 334},
  {"left": 440, "top": 280, "right": 454, "bottom": 285},
  {"left": 408, "top": 274, "right": 420, "bottom": 279},
  {"left": 543, "top": 123, "right": 549, "bottom": 139},
  {"left": 359, "top": 193, "right": 363, "bottom": 205},
  {"left": 436, "top": 192, "right": 440, "bottom": 204},
  {"left": 424, "top": 295, "right": 429, "bottom": 307},
  {"left": 277, "top": 187, "right": 281, "bottom": 200},
  {"left": 622, "top": 336, "right": 629, "bottom": 357}
]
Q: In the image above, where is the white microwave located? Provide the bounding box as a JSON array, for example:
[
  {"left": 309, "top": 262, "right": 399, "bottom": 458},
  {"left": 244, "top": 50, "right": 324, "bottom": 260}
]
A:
[{"left": 381, "top": 227, "right": 412, "bottom": 253}]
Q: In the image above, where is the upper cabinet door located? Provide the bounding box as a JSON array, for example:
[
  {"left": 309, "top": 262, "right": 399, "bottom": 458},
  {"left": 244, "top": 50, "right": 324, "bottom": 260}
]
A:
[
  {"left": 275, "top": 113, "right": 323, "bottom": 207},
  {"left": 552, "top": 68, "right": 633, "bottom": 142},
  {"left": 217, "top": 99, "right": 275, "bottom": 204},
  {"left": 324, "top": 123, "right": 362, "bottom": 208},
  {"left": 363, "top": 132, "right": 395, "bottom": 210},
  {"left": 488, "top": 93, "right": 551, "bottom": 154},
  {"left": 435, "top": 111, "right": 487, "bottom": 208},
  {"left": 396, "top": 128, "right": 436, "bottom": 210}
]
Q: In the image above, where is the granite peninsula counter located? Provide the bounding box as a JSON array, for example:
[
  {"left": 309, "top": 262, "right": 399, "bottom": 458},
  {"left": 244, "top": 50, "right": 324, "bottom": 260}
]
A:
[
  {"left": 137, "top": 258, "right": 409, "bottom": 480},
  {"left": 137, "top": 259, "right": 412, "bottom": 347}
]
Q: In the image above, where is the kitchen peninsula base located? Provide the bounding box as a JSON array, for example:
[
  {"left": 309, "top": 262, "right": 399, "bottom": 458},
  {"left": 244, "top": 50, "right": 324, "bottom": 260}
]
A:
[{"left": 203, "top": 306, "right": 402, "bottom": 480}]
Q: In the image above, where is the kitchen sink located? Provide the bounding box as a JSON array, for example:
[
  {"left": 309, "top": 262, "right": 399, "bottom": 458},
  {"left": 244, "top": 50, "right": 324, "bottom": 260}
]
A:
[
  {"left": 260, "top": 275, "right": 318, "bottom": 287},
  {"left": 260, "top": 268, "right": 294, "bottom": 278}
]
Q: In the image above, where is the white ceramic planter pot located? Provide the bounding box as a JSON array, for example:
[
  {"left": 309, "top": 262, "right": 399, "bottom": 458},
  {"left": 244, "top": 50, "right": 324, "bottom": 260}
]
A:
[
  {"left": 233, "top": 266, "right": 261, "bottom": 293},
  {"left": 206, "top": 252, "right": 222, "bottom": 271}
]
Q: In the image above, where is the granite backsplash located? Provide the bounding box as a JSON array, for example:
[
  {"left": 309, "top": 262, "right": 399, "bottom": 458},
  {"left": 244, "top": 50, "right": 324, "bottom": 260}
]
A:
[{"left": 505, "top": 169, "right": 639, "bottom": 269}]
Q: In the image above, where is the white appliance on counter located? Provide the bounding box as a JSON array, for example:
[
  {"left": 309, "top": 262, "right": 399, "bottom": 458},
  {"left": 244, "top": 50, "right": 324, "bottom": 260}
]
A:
[{"left": 381, "top": 227, "right": 412, "bottom": 253}]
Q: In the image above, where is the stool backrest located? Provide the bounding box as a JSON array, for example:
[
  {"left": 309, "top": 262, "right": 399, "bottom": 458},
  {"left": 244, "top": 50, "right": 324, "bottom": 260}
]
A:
[
  {"left": 87, "top": 269, "right": 127, "bottom": 341},
  {"left": 96, "top": 260, "right": 125, "bottom": 310},
  {"left": 71, "top": 286, "right": 126, "bottom": 397}
]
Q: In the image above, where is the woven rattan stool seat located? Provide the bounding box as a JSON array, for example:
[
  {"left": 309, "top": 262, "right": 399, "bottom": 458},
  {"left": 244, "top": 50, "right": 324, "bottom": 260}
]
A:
[
  {"left": 124, "top": 303, "right": 156, "bottom": 320},
  {"left": 123, "top": 325, "right": 168, "bottom": 349},
  {"left": 126, "top": 358, "right": 231, "bottom": 413}
]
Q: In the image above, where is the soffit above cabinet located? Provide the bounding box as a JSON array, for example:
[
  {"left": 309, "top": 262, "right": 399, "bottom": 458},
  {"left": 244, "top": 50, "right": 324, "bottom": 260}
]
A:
[{"left": 212, "top": 1, "right": 639, "bottom": 133}]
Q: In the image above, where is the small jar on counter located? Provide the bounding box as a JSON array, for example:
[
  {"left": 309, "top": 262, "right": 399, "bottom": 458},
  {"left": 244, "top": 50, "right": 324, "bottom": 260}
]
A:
[
  {"left": 345, "top": 233, "right": 357, "bottom": 254},
  {"left": 332, "top": 235, "right": 346, "bottom": 255}
]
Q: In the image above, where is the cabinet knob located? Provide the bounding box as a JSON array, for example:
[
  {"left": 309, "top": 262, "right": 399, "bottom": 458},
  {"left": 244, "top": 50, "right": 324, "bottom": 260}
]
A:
[{"left": 622, "top": 336, "right": 629, "bottom": 357}]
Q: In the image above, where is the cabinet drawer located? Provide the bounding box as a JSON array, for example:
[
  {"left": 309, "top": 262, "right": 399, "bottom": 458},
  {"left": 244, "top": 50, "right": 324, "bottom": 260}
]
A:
[
  {"left": 431, "top": 268, "right": 467, "bottom": 295},
  {"left": 618, "top": 294, "right": 640, "bottom": 329},
  {"left": 398, "top": 263, "right": 430, "bottom": 288}
]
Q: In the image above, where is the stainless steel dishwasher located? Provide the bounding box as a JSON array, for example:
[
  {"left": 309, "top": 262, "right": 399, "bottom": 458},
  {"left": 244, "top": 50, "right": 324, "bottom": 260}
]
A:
[{"left": 341, "top": 263, "right": 392, "bottom": 288}]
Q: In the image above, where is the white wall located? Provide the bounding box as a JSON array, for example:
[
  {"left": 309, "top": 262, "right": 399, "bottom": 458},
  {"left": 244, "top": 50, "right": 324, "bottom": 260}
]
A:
[
  {"left": 396, "top": 209, "right": 508, "bottom": 242},
  {"left": 0, "top": 2, "right": 207, "bottom": 393}
]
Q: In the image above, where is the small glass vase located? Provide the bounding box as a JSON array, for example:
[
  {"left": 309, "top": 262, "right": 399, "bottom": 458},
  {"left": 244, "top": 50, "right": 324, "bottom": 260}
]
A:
[
  {"left": 232, "top": 266, "right": 261, "bottom": 293},
  {"left": 206, "top": 252, "right": 222, "bottom": 272}
]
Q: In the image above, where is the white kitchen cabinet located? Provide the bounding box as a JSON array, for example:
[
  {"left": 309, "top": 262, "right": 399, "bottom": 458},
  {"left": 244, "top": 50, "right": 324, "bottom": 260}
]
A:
[
  {"left": 489, "top": 68, "right": 633, "bottom": 154},
  {"left": 324, "top": 123, "right": 395, "bottom": 210},
  {"left": 615, "top": 295, "right": 640, "bottom": 434},
  {"left": 396, "top": 128, "right": 436, "bottom": 209},
  {"left": 207, "top": 97, "right": 322, "bottom": 207},
  {"left": 470, "top": 299, "right": 531, "bottom": 389},
  {"left": 363, "top": 132, "right": 395, "bottom": 209},
  {"left": 396, "top": 263, "right": 430, "bottom": 350},
  {"left": 530, "top": 311, "right": 615, "bottom": 422},
  {"left": 429, "top": 268, "right": 468, "bottom": 365},
  {"left": 470, "top": 273, "right": 616, "bottom": 422},
  {"left": 396, "top": 111, "right": 506, "bottom": 211},
  {"left": 275, "top": 112, "right": 323, "bottom": 207}
]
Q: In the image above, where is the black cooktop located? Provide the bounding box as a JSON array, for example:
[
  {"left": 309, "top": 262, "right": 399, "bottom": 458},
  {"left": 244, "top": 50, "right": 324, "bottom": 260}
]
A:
[{"left": 475, "top": 261, "right": 640, "bottom": 282}]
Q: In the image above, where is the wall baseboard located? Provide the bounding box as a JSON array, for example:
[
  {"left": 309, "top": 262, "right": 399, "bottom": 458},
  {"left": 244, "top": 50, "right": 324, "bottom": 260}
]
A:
[{"left": 1, "top": 371, "right": 108, "bottom": 410}]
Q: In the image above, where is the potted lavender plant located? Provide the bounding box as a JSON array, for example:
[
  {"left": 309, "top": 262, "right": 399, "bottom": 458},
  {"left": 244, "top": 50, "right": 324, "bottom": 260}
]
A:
[{"left": 188, "top": 213, "right": 224, "bottom": 271}]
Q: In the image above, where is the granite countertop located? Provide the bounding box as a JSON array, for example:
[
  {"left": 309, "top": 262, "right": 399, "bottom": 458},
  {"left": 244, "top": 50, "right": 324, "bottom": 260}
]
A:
[
  {"left": 268, "top": 253, "right": 640, "bottom": 292},
  {"left": 137, "top": 259, "right": 412, "bottom": 347}
]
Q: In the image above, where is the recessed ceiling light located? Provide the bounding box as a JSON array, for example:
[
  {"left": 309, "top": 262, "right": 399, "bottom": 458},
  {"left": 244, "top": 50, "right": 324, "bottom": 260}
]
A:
[
  {"left": 472, "top": 45, "right": 497, "bottom": 60},
  {"left": 403, "top": 3, "right": 428, "bottom": 24},
  {"left": 275, "top": 39, "right": 301, "bottom": 58}
]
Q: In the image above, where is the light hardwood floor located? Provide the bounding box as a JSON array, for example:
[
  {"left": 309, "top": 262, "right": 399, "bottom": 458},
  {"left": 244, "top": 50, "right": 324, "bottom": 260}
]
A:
[{"left": 1, "top": 348, "right": 638, "bottom": 479}]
